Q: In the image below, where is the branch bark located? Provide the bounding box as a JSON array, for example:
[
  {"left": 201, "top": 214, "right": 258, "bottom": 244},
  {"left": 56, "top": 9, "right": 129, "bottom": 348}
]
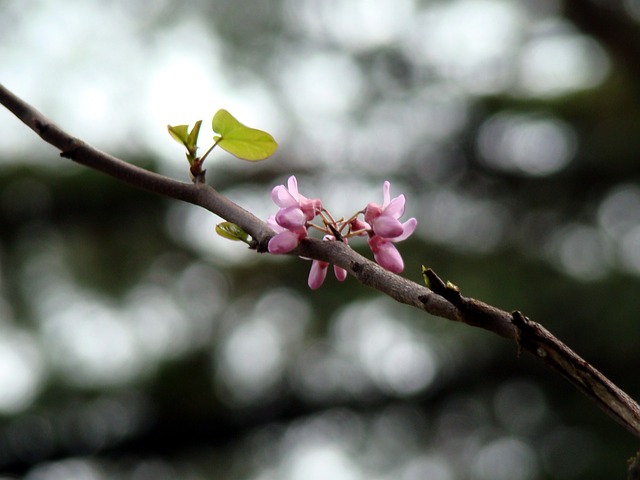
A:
[{"left": 2, "top": 82, "right": 640, "bottom": 440}]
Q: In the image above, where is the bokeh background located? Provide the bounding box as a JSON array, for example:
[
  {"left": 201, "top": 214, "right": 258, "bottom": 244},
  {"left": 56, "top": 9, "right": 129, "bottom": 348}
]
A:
[{"left": 1, "top": 0, "right": 640, "bottom": 478}]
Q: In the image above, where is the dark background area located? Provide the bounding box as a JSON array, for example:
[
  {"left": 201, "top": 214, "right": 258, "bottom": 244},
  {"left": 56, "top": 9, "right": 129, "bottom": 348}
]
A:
[{"left": 1, "top": 0, "right": 640, "bottom": 478}]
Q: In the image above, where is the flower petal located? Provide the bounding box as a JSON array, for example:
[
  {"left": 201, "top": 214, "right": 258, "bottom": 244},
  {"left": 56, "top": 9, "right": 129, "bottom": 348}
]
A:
[
  {"left": 384, "top": 194, "right": 406, "bottom": 218},
  {"left": 382, "top": 181, "right": 391, "bottom": 208},
  {"left": 266, "top": 214, "right": 284, "bottom": 232},
  {"left": 287, "top": 175, "right": 299, "bottom": 198},
  {"left": 391, "top": 217, "right": 417, "bottom": 242},
  {"left": 333, "top": 265, "right": 348, "bottom": 282},
  {"left": 271, "top": 185, "right": 298, "bottom": 208},
  {"left": 268, "top": 230, "right": 300, "bottom": 254},
  {"left": 276, "top": 206, "right": 307, "bottom": 229},
  {"left": 368, "top": 236, "right": 404, "bottom": 273},
  {"left": 372, "top": 215, "right": 404, "bottom": 238},
  {"left": 308, "top": 260, "right": 329, "bottom": 289}
]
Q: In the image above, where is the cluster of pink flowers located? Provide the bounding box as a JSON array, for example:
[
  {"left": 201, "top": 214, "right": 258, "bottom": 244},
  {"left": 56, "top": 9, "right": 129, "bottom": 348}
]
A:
[{"left": 267, "top": 176, "right": 417, "bottom": 289}]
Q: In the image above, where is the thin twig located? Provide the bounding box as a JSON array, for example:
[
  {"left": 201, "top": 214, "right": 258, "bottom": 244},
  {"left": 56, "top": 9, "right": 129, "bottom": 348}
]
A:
[
  {"left": 1, "top": 82, "right": 640, "bottom": 440},
  {"left": 0, "top": 83, "right": 273, "bottom": 250}
]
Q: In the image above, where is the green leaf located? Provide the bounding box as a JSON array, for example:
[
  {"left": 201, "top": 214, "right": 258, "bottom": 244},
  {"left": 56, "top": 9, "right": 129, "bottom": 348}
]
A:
[
  {"left": 211, "top": 109, "right": 277, "bottom": 161},
  {"left": 168, "top": 122, "right": 202, "bottom": 150},
  {"left": 186, "top": 120, "right": 202, "bottom": 150},
  {"left": 216, "top": 222, "right": 250, "bottom": 243},
  {"left": 167, "top": 124, "right": 190, "bottom": 146},
  {"left": 421, "top": 265, "right": 431, "bottom": 289},
  {"left": 168, "top": 122, "right": 203, "bottom": 165}
]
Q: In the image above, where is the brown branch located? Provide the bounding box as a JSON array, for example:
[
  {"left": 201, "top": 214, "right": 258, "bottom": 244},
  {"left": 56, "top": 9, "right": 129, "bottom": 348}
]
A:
[
  {"left": 2, "top": 82, "right": 640, "bottom": 440},
  {"left": 0, "top": 83, "right": 274, "bottom": 251},
  {"left": 424, "top": 268, "right": 640, "bottom": 439}
]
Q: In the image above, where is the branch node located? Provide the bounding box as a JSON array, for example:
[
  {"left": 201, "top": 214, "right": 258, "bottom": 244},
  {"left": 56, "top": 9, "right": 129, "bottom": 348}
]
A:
[
  {"left": 60, "top": 147, "right": 79, "bottom": 159},
  {"left": 254, "top": 238, "right": 270, "bottom": 253},
  {"left": 189, "top": 164, "right": 207, "bottom": 184},
  {"left": 511, "top": 310, "right": 532, "bottom": 358},
  {"left": 34, "top": 118, "right": 50, "bottom": 135},
  {"left": 423, "top": 268, "right": 464, "bottom": 307}
]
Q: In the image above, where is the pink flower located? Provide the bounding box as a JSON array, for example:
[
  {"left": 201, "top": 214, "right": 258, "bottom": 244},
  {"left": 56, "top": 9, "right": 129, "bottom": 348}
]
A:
[
  {"left": 267, "top": 215, "right": 307, "bottom": 254},
  {"left": 275, "top": 206, "right": 307, "bottom": 229},
  {"left": 367, "top": 219, "right": 416, "bottom": 273},
  {"left": 267, "top": 176, "right": 322, "bottom": 254},
  {"left": 266, "top": 176, "right": 417, "bottom": 283},
  {"left": 271, "top": 176, "right": 322, "bottom": 222},
  {"left": 307, "top": 236, "right": 348, "bottom": 289},
  {"left": 364, "top": 181, "right": 408, "bottom": 239},
  {"left": 364, "top": 181, "right": 417, "bottom": 273}
]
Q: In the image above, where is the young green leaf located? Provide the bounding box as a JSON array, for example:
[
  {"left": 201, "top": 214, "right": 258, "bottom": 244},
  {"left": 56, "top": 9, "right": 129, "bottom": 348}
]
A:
[
  {"left": 168, "top": 122, "right": 203, "bottom": 165},
  {"left": 167, "top": 124, "right": 190, "bottom": 146},
  {"left": 421, "top": 265, "right": 432, "bottom": 289},
  {"left": 211, "top": 109, "right": 277, "bottom": 161},
  {"left": 216, "top": 222, "right": 251, "bottom": 243},
  {"left": 186, "top": 120, "right": 202, "bottom": 150}
]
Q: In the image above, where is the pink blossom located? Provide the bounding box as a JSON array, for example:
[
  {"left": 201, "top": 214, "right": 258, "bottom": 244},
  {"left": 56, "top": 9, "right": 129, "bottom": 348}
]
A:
[
  {"left": 266, "top": 176, "right": 417, "bottom": 284},
  {"left": 267, "top": 176, "right": 322, "bottom": 254},
  {"left": 269, "top": 230, "right": 304, "bottom": 254},
  {"left": 307, "top": 236, "right": 348, "bottom": 289},
  {"left": 275, "top": 205, "right": 307, "bottom": 229},
  {"left": 364, "top": 181, "right": 417, "bottom": 273},
  {"left": 367, "top": 220, "right": 416, "bottom": 273},
  {"left": 271, "top": 176, "right": 322, "bottom": 222},
  {"left": 368, "top": 236, "right": 404, "bottom": 273},
  {"left": 364, "top": 181, "right": 408, "bottom": 239},
  {"left": 267, "top": 215, "right": 307, "bottom": 254},
  {"left": 308, "top": 260, "right": 329, "bottom": 290}
]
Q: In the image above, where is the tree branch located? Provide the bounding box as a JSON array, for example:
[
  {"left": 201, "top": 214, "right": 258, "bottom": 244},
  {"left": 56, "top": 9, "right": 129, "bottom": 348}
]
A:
[{"left": 1, "top": 82, "right": 640, "bottom": 440}]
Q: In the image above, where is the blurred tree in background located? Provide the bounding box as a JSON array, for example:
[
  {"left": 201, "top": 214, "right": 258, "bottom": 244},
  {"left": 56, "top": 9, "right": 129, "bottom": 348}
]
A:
[{"left": 1, "top": 0, "right": 640, "bottom": 478}]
